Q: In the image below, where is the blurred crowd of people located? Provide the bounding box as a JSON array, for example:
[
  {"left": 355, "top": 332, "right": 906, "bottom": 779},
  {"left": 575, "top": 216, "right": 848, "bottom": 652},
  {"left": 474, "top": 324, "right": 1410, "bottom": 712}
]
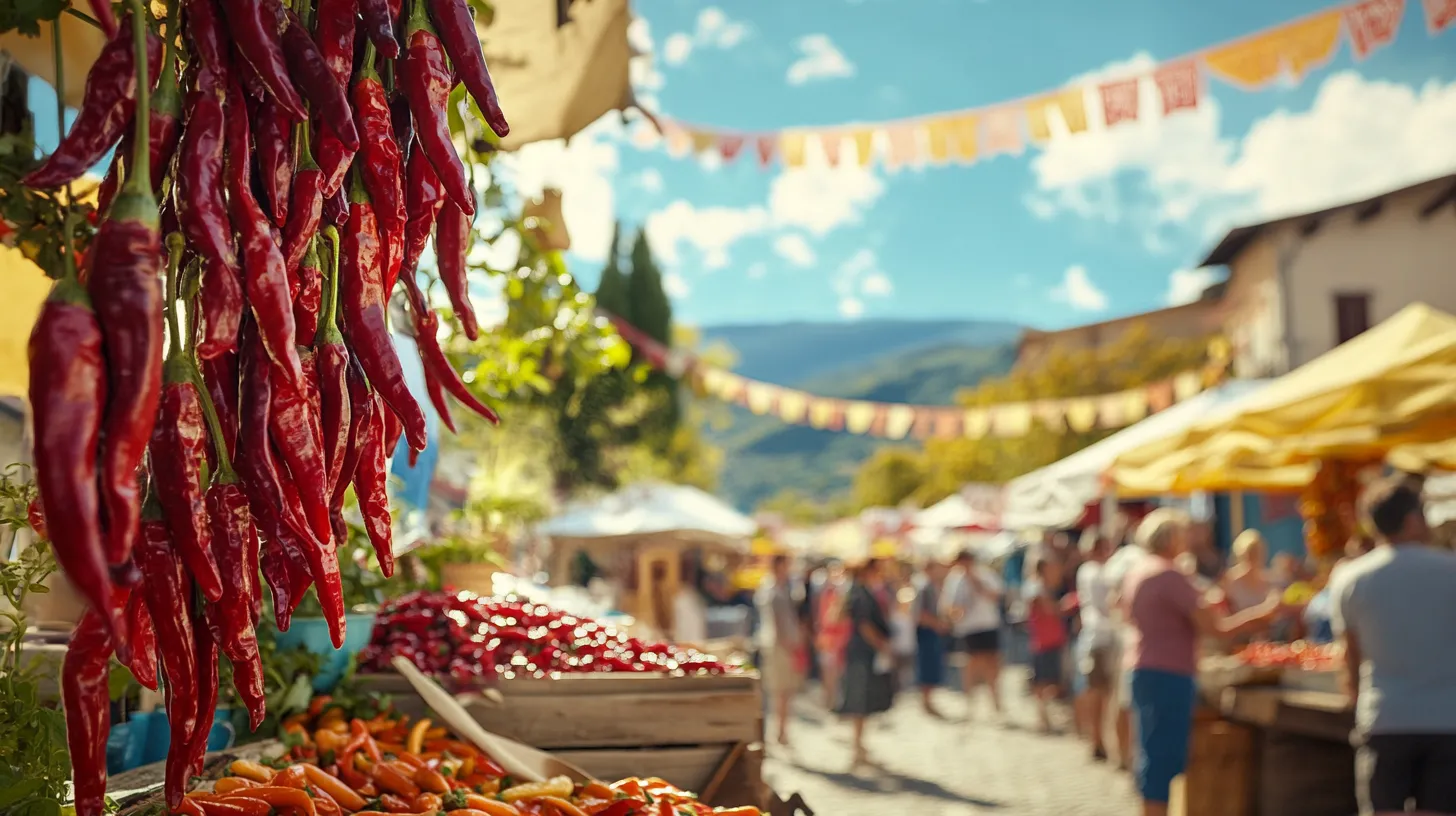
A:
[{"left": 741, "top": 473, "right": 1456, "bottom": 816}]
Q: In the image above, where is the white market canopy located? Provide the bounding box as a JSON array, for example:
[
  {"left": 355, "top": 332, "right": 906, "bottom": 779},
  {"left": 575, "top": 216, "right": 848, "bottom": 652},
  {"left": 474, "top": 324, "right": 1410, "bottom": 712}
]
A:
[
  {"left": 1000, "top": 380, "right": 1272, "bottom": 531},
  {"left": 539, "top": 482, "right": 757, "bottom": 541},
  {"left": 914, "top": 483, "right": 1004, "bottom": 531}
]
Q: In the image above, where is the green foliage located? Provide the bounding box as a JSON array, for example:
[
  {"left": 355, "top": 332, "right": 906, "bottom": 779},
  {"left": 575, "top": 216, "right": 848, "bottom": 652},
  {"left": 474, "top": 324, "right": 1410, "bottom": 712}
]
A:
[
  {"left": 0, "top": 466, "right": 69, "bottom": 813},
  {"left": 0, "top": 130, "right": 97, "bottom": 279},
  {"left": 852, "top": 447, "right": 929, "bottom": 510},
  {"left": 0, "top": 0, "right": 65, "bottom": 37},
  {"left": 593, "top": 222, "right": 629, "bottom": 319},
  {"left": 625, "top": 230, "right": 672, "bottom": 345},
  {"left": 755, "top": 488, "right": 856, "bottom": 526}
]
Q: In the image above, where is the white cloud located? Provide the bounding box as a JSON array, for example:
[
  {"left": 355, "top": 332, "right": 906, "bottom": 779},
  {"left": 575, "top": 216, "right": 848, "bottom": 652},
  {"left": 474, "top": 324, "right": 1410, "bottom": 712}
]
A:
[
  {"left": 769, "top": 164, "right": 884, "bottom": 235},
  {"left": 663, "top": 272, "right": 691, "bottom": 299},
  {"left": 1028, "top": 62, "right": 1456, "bottom": 252},
  {"left": 627, "top": 17, "right": 665, "bottom": 104},
  {"left": 663, "top": 33, "right": 694, "bottom": 66},
  {"left": 786, "top": 34, "right": 855, "bottom": 85},
  {"left": 861, "top": 272, "right": 893, "bottom": 296},
  {"left": 746, "top": 262, "right": 768, "bottom": 279},
  {"left": 839, "top": 297, "right": 865, "bottom": 319},
  {"left": 634, "top": 168, "right": 664, "bottom": 193},
  {"left": 645, "top": 200, "right": 771, "bottom": 270},
  {"left": 773, "top": 233, "right": 817, "bottom": 267},
  {"left": 1165, "top": 268, "right": 1223, "bottom": 306},
  {"left": 1049, "top": 265, "right": 1108, "bottom": 312},
  {"left": 660, "top": 7, "right": 749, "bottom": 67},
  {"left": 499, "top": 117, "right": 623, "bottom": 263}
]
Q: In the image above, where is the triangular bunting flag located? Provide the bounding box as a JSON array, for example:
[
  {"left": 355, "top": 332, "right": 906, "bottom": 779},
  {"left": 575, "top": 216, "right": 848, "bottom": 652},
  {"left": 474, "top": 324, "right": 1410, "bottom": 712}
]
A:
[
  {"left": 1346, "top": 0, "right": 1405, "bottom": 60},
  {"left": 963, "top": 409, "right": 990, "bottom": 439},
  {"left": 818, "top": 131, "right": 844, "bottom": 167},
  {"left": 982, "top": 107, "right": 1025, "bottom": 156},
  {"left": 1099, "top": 78, "right": 1141, "bottom": 127},
  {"left": 1026, "top": 98, "right": 1054, "bottom": 142},
  {"left": 756, "top": 135, "right": 777, "bottom": 167},
  {"left": 778, "top": 391, "right": 809, "bottom": 424},
  {"left": 663, "top": 123, "right": 693, "bottom": 157},
  {"left": 1173, "top": 370, "right": 1203, "bottom": 401},
  {"left": 884, "top": 405, "right": 916, "bottom": 440},
  {"left": 1281, "top": 11, "right": 1343, "bottom": 80},
  {"left": 948, "top": 114, "right": 979, "bottom": 164},
  {"left": 1066, "top": 399, "right": 1097, "bottom": 433},
  {"left": 780, "top": 132, "right": 808, "bottom": 168},
  {"left": 718, "top": 134, "right": 747, "bottom": 163},
  {"left": 690, "top": 130, "right": 716, "bottom": 155},
  {"left": 925, "top": 118, "right": 955, "bottom": 164},
  {"left": 886, "top": 124, "right": 922, "bottom": 170},
  {"left": 746, "top": 382, "right": 777, "bottom": 415},
  {"left": 845, "top": 402, "right": 877, "bottom": 435},
  {"left": 1056, "top": 89, "right": 1089, "bottom": 134},
  {"left": 1426, "top": 0, "right": 1456, "bottom": 33},
  {"left": 932, "top": 410, "right": 962, "bottom": 440},
  {"left": 853, "top": 129, "right": 878, "bottom": 166},
  {"left": 1154, "top": 61, "right": 1202, "bottom": 116}
]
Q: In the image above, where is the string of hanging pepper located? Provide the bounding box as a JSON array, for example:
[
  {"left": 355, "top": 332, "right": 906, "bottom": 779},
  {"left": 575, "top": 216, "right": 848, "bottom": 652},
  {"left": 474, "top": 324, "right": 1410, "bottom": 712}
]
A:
[
  {"left": 604, "top": 314, "right": 1232, "bottom": 441},
  {"left": 635, "top": 0, "right": 1447, "bottom": 170},
  {"left": 22, "top": 0, "right": 514, "bottom": 809}
]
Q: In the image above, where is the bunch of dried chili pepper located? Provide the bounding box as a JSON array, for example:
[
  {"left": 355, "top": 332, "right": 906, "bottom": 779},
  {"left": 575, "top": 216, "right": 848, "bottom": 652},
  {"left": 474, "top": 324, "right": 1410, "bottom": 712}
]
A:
[{"left": 24, "top": 0, "right": 514, "bottom": 797}]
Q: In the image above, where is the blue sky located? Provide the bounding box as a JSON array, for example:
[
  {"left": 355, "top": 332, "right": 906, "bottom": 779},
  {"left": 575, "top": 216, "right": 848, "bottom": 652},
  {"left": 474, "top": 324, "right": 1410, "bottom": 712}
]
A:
[{"left": 500, "top": 0, "right": 1456, "bottom": 330}]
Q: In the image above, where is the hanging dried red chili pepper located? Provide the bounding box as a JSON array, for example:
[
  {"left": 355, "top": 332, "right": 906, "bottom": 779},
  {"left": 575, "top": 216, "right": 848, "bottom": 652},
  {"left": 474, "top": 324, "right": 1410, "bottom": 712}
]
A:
[
  {"left": 312, "top": 0, "right": 358, "bottom": 87},
  {"left": 426, "top": 0, "right": 510, "bottom": 138},
  {"left": 434, "top": 196, "right": 479, "bottom": 340},
  {"left": 401, "top": 141, "right": 445, "bottom": 277},
  {"left": 189, "top": 605, "right": 220, "bottom": 777},
  {"left": 63, "top": 599, "right": 120, "bottom": 816},
  {"left": 225, "top": 77, "right": 307, "bottom": 391},
  {"left": 123, "top": 590, "right": 160, "bottom": 691},
  {"left": 352, "top": 393, "right": 396, "bottom": 577},
  {"left": 293, "top": 239, "right": 325, "bottom": 342},
  {"left": 400, "top": 0, "right": 475, "bottom": 217},
  {"left": 218, "top": 0, "right": 309, "bottom": 119},
  {"left": 282, "top": 126, "right": 327, "bottom": 276},
  {"left": 317, "top": 228, "right": 353, "bottom": 497},
  {"left": 352, "top": 39, "right": 406, "bottom": 293},
  {"left": 135, "top": 513, "right": 199, "bottom": 810},
  {"left": 23, "top": 15, "right": 161, "bottom": 189},
  {"left": 340, "top": 173, "right": 429, "bottom": 451},
  {"left": 358, "top": 0, "right": 400, "bottom": 58},
  {"left": 278, "top": 3, "right": 360, "bottom": 151},
  {"left": 253, "top": 96, "right": 295, "bottom": 227}
]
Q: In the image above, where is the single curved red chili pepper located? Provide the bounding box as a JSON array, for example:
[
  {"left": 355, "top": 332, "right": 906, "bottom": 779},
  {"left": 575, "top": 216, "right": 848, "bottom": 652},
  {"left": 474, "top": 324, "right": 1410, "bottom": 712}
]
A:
[
  {"left": 26, "top": 497, "right": 47, "bottom": 540},
  {"left": 185, "top": 0, "right": 232, "bottom": 77},
  {"left": 420, "top": 355, "right": 457, "bottom": 434},
  {"left": 146, "top": 46, "right": 184, "bottom": 193},
  {"left": 89, "top": 128, "right": 166, "bottom": 573},
  {"left": 29, "top": 278, "right": 124, "bottom": 645},
  {"left": 352, "top": 394, "right": 396, "bottom": 577},
  {"left": 316, "top": 231, "right": 353, "bottom": 498},
  {"left": 279, "top": 7, "right": 360, "bottom": 150},
  {"left": 391, "top": 95, "right": 413, "bottom": 163},
  {"left": 218, "top": 0, "right": 309, "bottom": 119},
  {"left": 315, "top": 125, "right": 358, "bottom": 198},
  {"left": 353, "top": 40, "right": 406, "bottom": 290},
  {"left": 135, "top": 516, "right": 198, "bottom": 809},
  {"left": 197, "top": 255, "right": 245, "bottom": 359},
  {"left": 383, "top": 406, "right": 404, "bottom": 456},
  {"left": 415, "top": 308, "right": 499, "bottom": 425},
  {"left": 276, "top": 449, "right": 346, "bottom": 644},
  {"left": 426, "top": 0, "right": 509, "bottom": 138},
  {"left": 433, "top": 196, "right": 478, "bottom": 340},
  {"left": 235, "top": 322, "right": 320, "bottom": 553},
  {"left": 358, "top": 0, "right": 400, "bottom": 58},
  {"left": 178, "top": 69, "right": 243, "bottom": 360},
  {"left": 401, "top": 4, "right": 474, "bottom": 217},
  {"left": 226, "top": 78, "right": 307, "bottom": 391},
  {"left": 123, "top": 585, "right": 159, "bottom": 691},
  {"left": 293, "top": 239, "right": 325, "bottom": 341},
  {"left": 283, "top": 130, "right": 327, "bottom": 276},
  {"left": 87, "top": 0, "right": 119, "bottom": 38},
  {"left": 63, "top": 601, "right": 117, "bottom": 816},
  {"left": 150, "top": 237, "right": 224, "bottom": 601},
  {"left": 402, "top": 143, "right": 445, "bottom": 275},
  {"left": 206, "top": 480, "right": 268, "bottom": 728},
  {"left": 254, "top": 96, "right": 294, "bottom": 227},
  {"left": 258, "top": 536, "right": 311, "bottom": 632},
  {"left": 312, "top": 0, "right": 358, "bottom": 87},
  {"left": 23, "top": 16, "right": 161, "bottom": 189},
  {"left": 190, "top": 603, "right": 220, "bottom": 778},
  {"left": 341, "top": 175, "right": 429, "bottom": 451}
]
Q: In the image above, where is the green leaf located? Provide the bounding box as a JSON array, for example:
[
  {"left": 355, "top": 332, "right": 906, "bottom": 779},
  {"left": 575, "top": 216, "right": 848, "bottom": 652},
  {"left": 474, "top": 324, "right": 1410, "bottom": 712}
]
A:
[
  {"left": 26, "top": 584, "right": 48, "bottom": 594},
  {"left": 0, "top": 779, "right": 43, "bottom": 809}
]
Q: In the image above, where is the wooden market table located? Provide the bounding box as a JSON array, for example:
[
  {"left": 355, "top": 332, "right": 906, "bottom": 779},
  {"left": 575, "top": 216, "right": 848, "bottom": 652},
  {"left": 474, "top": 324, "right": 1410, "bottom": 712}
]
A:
[
  {"left": 1178, "top": 684, "right": 1356, "bottom": 816},
  {"left": 355, "top": 670, "right": 768, "bottom": 806}
]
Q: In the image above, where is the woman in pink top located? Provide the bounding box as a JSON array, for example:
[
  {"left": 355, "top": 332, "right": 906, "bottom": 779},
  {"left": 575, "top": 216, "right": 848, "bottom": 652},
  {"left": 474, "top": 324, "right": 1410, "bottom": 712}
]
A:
[
  {"left": 1026, "top": 556, "right": 1069, "bottom": 733},
  {"left": 816, "top": 566, "right": 852, "bottom": 709},
  {"left": 1119, "top": 509, "right": 1281, "bottom": 816}
]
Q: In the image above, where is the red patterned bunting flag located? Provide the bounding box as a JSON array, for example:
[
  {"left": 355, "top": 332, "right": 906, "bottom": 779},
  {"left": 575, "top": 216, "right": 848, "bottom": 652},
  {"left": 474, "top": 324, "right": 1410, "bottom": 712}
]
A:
[
  {"left": 718, "top": 135, "right": 746, "bottom": 163},
  {"left": 1154, "top": 61, "right": 1201, "bottom": 116},
  {"left": 1424, "top": 0, "right": 1456, "bottom": 32},
  {"left": 1347, "top": 0, "right": 1405, "bottom": 59},
  {"left": 1099, "top": 78, "right": 1141, "bottom": 127},
  {"left": 756, "top": 135, "right": 777, "bottom": 167}
]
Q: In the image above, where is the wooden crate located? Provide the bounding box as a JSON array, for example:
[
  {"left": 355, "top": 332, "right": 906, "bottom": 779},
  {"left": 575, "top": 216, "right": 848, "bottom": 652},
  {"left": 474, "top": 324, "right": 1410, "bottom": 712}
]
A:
[
  {"left": 356, "top": 671, "right": 764, "bottom": 794},
  {"left": 1174, "top": 718, "right": 1256, "bottom": 816}
]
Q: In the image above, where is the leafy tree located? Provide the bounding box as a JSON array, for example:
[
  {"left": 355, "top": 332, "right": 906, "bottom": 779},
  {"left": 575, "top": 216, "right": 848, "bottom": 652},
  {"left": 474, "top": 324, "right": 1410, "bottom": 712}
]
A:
[
  {"left": 757, "top": 488, "right": 855, "bottom": 526},
  {"left": 852, "top": 446, "right": 930, "bottom": 510}
]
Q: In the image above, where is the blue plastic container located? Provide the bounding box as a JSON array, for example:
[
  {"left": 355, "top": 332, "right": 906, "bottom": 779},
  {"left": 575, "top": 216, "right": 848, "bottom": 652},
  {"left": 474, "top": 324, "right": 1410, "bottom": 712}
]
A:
[
  {"left": 106, "top": 707, "right": 236, "bottom": 773},
  {"left": 273, "top": 612, "right": 377, "bottom": 691}
]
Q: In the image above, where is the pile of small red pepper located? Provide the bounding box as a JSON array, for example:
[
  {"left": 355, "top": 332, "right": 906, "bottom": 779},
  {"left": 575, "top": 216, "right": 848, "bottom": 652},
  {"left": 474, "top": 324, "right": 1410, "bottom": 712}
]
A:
[
  {"left": 24, "top": 0, "right": 511, "bottom": 812},
  {"left": 357, "top": 592, "right": 732, "bottom": 679}
]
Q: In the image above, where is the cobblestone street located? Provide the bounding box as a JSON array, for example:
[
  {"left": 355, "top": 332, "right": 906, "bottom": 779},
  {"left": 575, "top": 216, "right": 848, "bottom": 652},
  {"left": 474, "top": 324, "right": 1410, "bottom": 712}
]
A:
[{"left": 762, "top": 668, "right": 1140, "bottom": 816}]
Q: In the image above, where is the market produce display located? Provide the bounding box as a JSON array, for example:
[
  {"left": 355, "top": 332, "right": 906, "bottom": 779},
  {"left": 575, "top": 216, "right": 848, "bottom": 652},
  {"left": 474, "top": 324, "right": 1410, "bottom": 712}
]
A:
[
  {"left": 1235, "top": 641, "right": 1343, "bottom": 673},
  {"left": 174, "top": 704, "right": 761, "bottom": 815},
  {"left": 359, "top": 592, "right": 733, "bottom": 678},
  {"left": 20, "top": 0, "right": 511, "bottom": 812}
]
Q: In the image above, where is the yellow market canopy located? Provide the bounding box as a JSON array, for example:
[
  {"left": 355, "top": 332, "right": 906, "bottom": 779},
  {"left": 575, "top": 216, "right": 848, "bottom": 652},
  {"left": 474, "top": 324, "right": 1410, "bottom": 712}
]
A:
[{"left": 1109, "top": 303, "right": 1456, "bottom": 494}]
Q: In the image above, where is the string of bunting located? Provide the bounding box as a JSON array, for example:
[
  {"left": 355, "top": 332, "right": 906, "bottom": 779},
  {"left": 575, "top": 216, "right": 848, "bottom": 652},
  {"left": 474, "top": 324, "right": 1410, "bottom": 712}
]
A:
[
  {"left": 635, "top": 0, "right": 1451, "bottom": 170},
  {"left": 605, "top": 315, "right": 1233, "bottom": 441}
]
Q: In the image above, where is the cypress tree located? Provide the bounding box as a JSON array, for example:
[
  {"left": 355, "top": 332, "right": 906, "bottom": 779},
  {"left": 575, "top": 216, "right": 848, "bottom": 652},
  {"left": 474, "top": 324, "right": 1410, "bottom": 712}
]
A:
[
  {"left": 594, "top": 221, "right": 630, "bottom": 319},
  {"left": 626, "top": 229, "right": 673, "bottom": 345}
]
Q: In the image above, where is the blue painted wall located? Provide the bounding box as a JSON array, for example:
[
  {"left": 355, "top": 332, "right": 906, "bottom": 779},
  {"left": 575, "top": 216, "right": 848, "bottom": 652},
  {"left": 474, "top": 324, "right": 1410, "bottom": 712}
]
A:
[{"left": 1212, "top": 492, "right": 1305, "bottom": 563}]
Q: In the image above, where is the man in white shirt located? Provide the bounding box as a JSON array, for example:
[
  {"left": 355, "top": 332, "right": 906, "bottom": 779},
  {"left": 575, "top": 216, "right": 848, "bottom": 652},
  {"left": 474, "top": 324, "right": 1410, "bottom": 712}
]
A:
[
  {"left": 941, "top": 550, "right": 1004, "bottom": 721},
  {"left": 1331, "top": 476, "right": 1456, "bottom": 816},
  {"left": 1074, "top": 531, "right": 1114, "bottom": 762},
  {"left": 756, "top": 555, "right": 806, "bottom": 746}
]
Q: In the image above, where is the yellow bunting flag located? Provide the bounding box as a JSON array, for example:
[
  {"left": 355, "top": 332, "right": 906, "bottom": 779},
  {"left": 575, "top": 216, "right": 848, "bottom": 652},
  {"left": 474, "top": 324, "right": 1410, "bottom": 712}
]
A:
[
  {"left": 948, "top": 113, "right": 980, "bottom": 164},
  {"left": 925, "top": 118, "right": 955, "bottom": 164},
  {"left": 1282, "top": 11, "right": 1343, "bottom": 80},
  {"left": 1026, "top": 98, "right": 1054, "bottom": 142},
  {"left": 1066, "top": 399, "right": 1098, "bottom": 433},
  {"left": 1204, "top": 10, "right": 1341, "bottom": 89},
  {"left": 780, "top": 131, "right": 808, "bottom": 168},
  {"left": 778, "top": 390, "right": 809, "bottom": 424},
  {"left": 1056, "top": 89, "right": 1089, "bottom": 134},
  {"left": 690, "top": 130, "right": 716, "bottom": 156},
  {"left": 845, "top": 402, "right": 877, "bottom": 435},
  {"left": 746, "top": 382, "right": 777, "bottom": 415},
  {"left": 884, "top": 405, "right": 916, "bottom": 440},
  {"left": 853, "top": 129, "right": 878, "bottom": 166},
  {"left": 991, "top": 404, "right": 1033, "bottom": 437}
]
